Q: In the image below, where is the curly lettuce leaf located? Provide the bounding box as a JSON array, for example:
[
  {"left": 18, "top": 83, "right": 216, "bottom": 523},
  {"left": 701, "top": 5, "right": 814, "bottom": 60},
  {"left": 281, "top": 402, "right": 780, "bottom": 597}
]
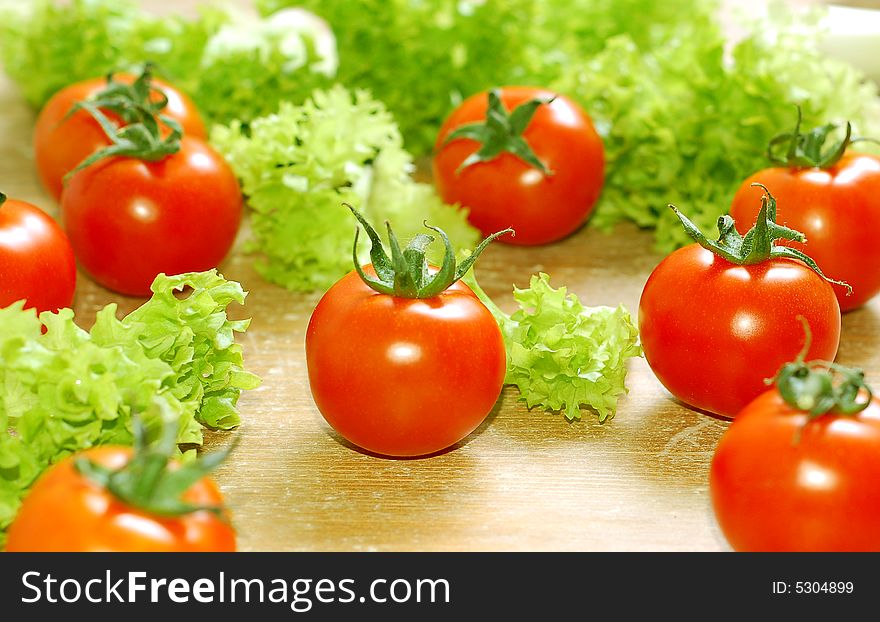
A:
[
  {"left": 468, "top": 272, "right": 641, "bottom": 422},
  {"left": 258, "top": 0, "right": 701, "bottom": 155},
  {"left": 0, "top": 0, "right": 220, "bottom": 107},
  {"left": 553, "top": 5, "right": 880, "bottom": 251},
  {"left": 211, "top": 85, "right": 479, "bottom": 292},
  {"left": 5, "top": 0, "right": 880, "bottom": 254},
  {"left": 0, "top": 1, "right": 334, "bottom": 128},
  {"left": 262, "top": 0, "right": 880, "bottom": 249},
  {"left": 190, "top": 7, "right": 337, "bottom": 128},
  {"left": 0, "top": 270, "right": 259, "bottom": 544}
]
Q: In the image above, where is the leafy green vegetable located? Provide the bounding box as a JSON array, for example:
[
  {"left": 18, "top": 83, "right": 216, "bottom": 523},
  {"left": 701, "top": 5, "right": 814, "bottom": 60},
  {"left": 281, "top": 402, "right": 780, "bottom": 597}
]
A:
[
  {"left": 261, "top": 0, "right": 880, "bottom": 250},
  {"left": 0, "top": 270, "right": 260, "bottom": 545},
  {"left": 0, "top": 0, "right": 218, "bottom": 108},
  {"left": 554, "top": 5, "right": 880, "bottom": 251},
  {"left": 0, "top": 0, "right": 335, "bottom": 128},
  {"left": 4, "top": 0, "right": 880, "bottom": 254},
  {"left": 188, "top": 7, "right": 337, "bottom": 129},
  {"left": 211, "top": 85, "right": 478, "bottom": 292},
  {"left": 467, "top": 272, "right": 641, "bottom": 422},
  {"left": 258, "top": 0, "right": 701, "bottom": 155}
]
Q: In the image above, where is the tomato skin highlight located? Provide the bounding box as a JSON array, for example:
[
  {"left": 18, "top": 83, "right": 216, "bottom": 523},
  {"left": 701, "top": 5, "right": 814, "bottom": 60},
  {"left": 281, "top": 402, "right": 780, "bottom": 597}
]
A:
[
  {"left": 306, "top": 268, "right": 507, "bottom": 457},
  {"left": 710, "top": 390, "right": 880, "bottom": 552},
  {"left": 638, "top": 245, "right": 840, "bottom": 418},
  {"left": 0, "top": 197, "right": 76, "bottom": 312},
  {"left": 34, "top": 74, "right": 206, "bottom": 201},
  {"left": 61, "top": 136, "right": 242, "bottom": 296},
  {"left": 5, "top": 446, "right": 236, "bottom": 552},
  {"left": 433, "top": 86, "right": 604, "bottom": 246},
  {"left": 730, "top": 153, "right": 880, "bottom": 311}
]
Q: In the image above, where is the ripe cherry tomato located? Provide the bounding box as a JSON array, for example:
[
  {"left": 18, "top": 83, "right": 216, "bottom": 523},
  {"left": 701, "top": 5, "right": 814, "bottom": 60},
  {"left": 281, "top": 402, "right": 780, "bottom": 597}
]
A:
[
  {"left": 433, "top": 86, "right": 604, "bottom": 246},
  {"left": 5, "top": 446, "right": 235, "bottom": 552},
  {"left": 0, "top": 193, "right": 76, "bottom": 312},
  {"left": 710, "top": 390, "right": 880, "bottom": 551},
  {"left": 306, "top": 267, "right": 506, "bottom": 457},
  {"left": 34, "top": 72, "right": 206, "bottom": 201},
  {"left": 61, "top": 136, "right": 242, "bottom": 296},
  {"left": 731, "top": 152, "right": 880, "bottom": 312},
  {"left": 639, "top": 246, "right": 840, "bottom": 418}
]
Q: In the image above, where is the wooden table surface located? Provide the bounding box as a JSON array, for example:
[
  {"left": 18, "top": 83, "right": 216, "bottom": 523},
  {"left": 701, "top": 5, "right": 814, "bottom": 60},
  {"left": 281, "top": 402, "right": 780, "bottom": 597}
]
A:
[{"left": 3, "top": 0, "right": 879, "bottom": 553}]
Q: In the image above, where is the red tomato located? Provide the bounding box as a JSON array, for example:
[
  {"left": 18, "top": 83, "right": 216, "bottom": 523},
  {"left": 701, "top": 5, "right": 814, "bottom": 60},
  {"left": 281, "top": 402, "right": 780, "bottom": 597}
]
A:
[
  {"left": 638, "top": 245, "right": 840, "bottom": 418},
  {"left": 433, "top": 86, "right": 604, "bottom": 246},
  {"left": 710, "top": 390, "right": 880, "bottom": 551},
  {"left": 61, "top": 136, "right": 242, "bottom": 296},
  {"left": 730, "top": 153, "right": 880, "bottom": 312},
  {"left": 0, "top": 194, "right": 76, "bottom": 312},
  {"left": 5, "top": 446, "right": 235, "bottom": 552},
  {"left": 34, "top": 73, "right": 206, "bottom": 201},
  {"left": 306, "top": 267, "right": 506, "bottom": 457}
]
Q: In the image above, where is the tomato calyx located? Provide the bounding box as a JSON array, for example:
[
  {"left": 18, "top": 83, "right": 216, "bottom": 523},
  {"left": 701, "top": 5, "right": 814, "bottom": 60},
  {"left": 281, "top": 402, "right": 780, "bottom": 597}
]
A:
[
  {"left": 348, "top": 204, "right": 512, "bottom": 298},
  {"left": 77, "top": 63, "right": 170, "bottom": 126},
  {"left": 442, "top": 89, "right": 555, "bottom": 175},
  {"left": 65, "top": 65, "right": 183, "bottom": 179},
  {"left": 671, "top": 183, "right": 852, "bottom": 294},
  {"left": 772, "top": 319, "right": 872, "bottom": 422},
  {"left": 767, "top": 105, "right": 879, "bottom": 169},
  {"left": 0, "top": 191, "right": 6, "bottom": 208},
  {"left": 75, "top": 417, "right": 232, "bottom": 518}
]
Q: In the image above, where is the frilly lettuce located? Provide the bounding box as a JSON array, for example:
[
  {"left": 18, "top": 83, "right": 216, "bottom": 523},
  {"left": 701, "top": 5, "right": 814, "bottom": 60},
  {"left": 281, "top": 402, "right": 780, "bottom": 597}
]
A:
[
  {"left": 0, "top": 0, "right": 336, "bottom": 128},
  {"left": 0, "top": 0, "right": 222, "bottom": 108},
  {"left": 190, "top": 7, "right": 337, "bottom": 129},
  {"left": 553, "top": 5, "right": 880, "bottom": 251},
  {"left": 3, "top": 0, "right": 879, "bottom": 254},
  {"left": 257, "top": 0, "right": 703, "bottom": 155},
  {"left": 467, "top": 272, "right": 641, "bottom": 422},
  {"left": 211, "top": 85, "right": 478, "bottom": 292},
  {"left": 261, "top": 0, "right": 880, "bottom": 250},
  {"left": 0, "top": 270, "right": 260, "bottom": 544}
]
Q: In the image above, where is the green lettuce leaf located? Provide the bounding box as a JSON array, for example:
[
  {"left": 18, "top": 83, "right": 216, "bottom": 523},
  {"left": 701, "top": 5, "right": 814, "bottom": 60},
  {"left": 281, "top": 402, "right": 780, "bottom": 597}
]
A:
[
  {"left": 261, "top": 0, "right": 880, "bottom": 250},
  {"left": 467, "top": 272, "right": 641, "bottom": 422},
  {"left": 0, "top": 270, "right": 260, "bottom": 545},
  {"left": 257, "top": 0, "right": 701, "bottom": 156},
  {"left": 211, "top": 85, "right": 479, "bottom": 292},
  {"left": 0, "top": 1, "right": 334, "bottom": 128},
  {"left": 553, "top": 5, "right": 880, "bottom": 251},
  {"left": 0, "top": 0, "right": 221, "bottom": 107},
  {"left": 4, "top": 0, "right": 879, "bottom": 253},
  {"left": 187, "top": 7, "right": 337, "bottom": 128}
]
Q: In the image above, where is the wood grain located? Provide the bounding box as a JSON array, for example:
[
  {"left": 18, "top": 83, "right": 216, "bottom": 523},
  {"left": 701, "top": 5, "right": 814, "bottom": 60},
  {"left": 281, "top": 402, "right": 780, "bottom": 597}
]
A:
[{"left": 3, "top": 0, "right": 879, "bottom": 552}]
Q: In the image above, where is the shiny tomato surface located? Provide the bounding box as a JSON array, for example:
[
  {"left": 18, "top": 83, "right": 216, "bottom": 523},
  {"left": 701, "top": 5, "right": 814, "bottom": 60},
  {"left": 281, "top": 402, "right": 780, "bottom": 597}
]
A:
[
  {"left": 34, "top": 73, "right": 206, "bottom": 201},
  {"left": 711, "top": 390, "right": 880, "bottom": 551},
  {"left": 306, "top": 268, "right": 506, "bottom": 457},
  {"left": 61, "top": 136, "right": 242, "bottom": 296},
  {"left": 433, "top": 86, "right": 604, "bottom": 246},
  {"left": 731, "top": 153, "right": 880, "bottom": 311},
  {"left": 0, "top": 196, "right": 76, "bottom": 312},
  {"left": 639, "top": 245, "right": 840, "bottom": 418},
  {"left": 6, "top": 446, "right": 235, "bottom": 552}
]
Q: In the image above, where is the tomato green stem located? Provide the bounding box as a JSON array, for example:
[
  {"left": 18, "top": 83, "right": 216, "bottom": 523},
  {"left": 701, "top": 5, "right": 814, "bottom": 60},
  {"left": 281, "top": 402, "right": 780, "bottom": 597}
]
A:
[
  {"left": 771, "top": 318, "right": 872, "bottom": 422},
  {"left": 0, "top": 192, "right": 6, "bottom": 209},
  {"left": 67, "top": 63, "right": 169, "bottom": 126},
  {"left": 442, "top": 89, "right": 555, "bottom": 175},
  {"left": 64, "top": 64, "right": 183, "bottom": 181},
  {"left": 75, "top": 415, "right": 233, "bottom": 518},
  {"left": 348, "top": 204, "right": 512, "bottom": 298},
  {"left": 767, "top": 105, "right": 878, "bottom": 169},
  {"left": 670, "top": 184, "right": 852, "bottom": 294}
]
